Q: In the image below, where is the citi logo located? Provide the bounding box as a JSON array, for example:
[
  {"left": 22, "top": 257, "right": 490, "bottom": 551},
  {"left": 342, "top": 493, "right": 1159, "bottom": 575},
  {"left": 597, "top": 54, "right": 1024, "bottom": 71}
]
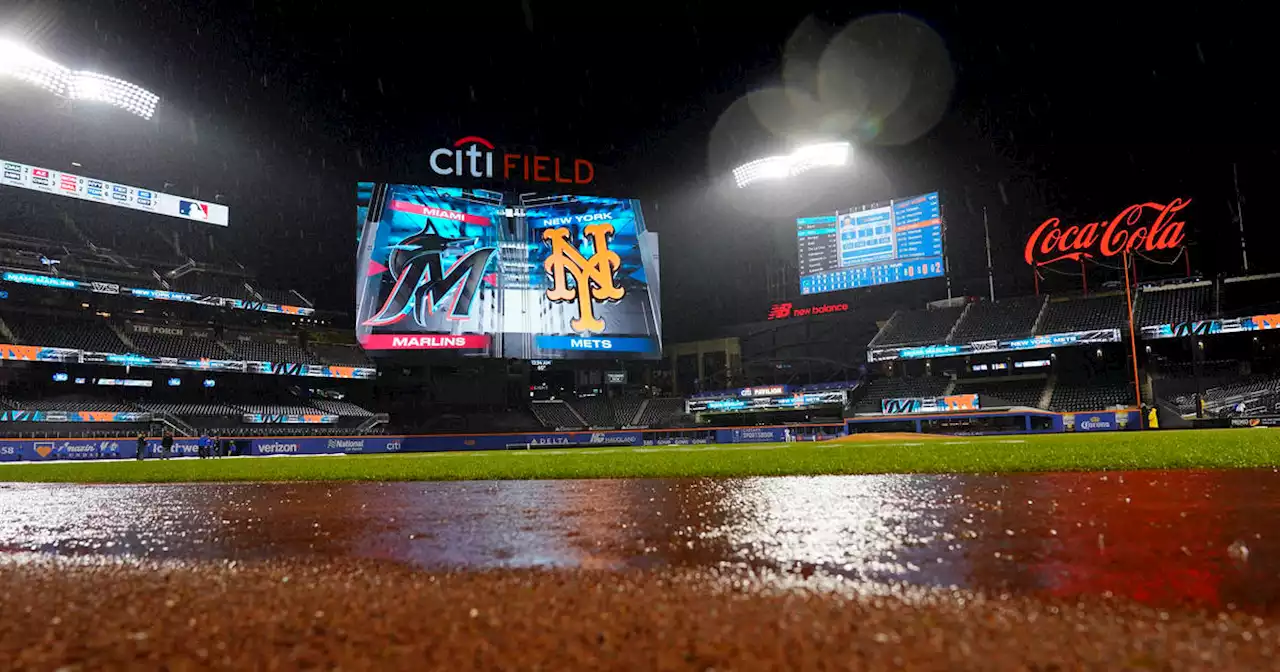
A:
[
  {"left": 386, "top": 441, "right": 402, "bottom": 452},
  {"left": 428, "top": 136, "right": 595, "bottom": 184}
]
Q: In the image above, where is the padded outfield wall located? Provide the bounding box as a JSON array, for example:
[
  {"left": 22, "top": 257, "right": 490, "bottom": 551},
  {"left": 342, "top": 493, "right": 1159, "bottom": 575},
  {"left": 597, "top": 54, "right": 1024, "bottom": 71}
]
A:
[
  {"left": 0, "top": 411, "right": 1144, "bottom": 463},
  {"left": 0, "top": 425, "right": 848, "bottom": 462}
]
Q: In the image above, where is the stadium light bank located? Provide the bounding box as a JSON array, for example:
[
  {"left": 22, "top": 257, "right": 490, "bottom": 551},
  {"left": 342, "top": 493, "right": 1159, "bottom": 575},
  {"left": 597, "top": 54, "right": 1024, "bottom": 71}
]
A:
[
  {"left": 0, "top": 40, "right": 159, "bottom": 120},
  {"left": 732, "top": 142, "right": 852, "bottom": 188}
]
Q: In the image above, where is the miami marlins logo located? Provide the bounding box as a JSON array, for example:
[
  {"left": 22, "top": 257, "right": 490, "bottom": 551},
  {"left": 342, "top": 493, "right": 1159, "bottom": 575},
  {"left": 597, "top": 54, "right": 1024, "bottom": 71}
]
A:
[
  {"left": 543, "top": 223, "right": 624, "bottom": 333},
  {"left": 363, "top": 221, "right": 496, "bottom": 327}
]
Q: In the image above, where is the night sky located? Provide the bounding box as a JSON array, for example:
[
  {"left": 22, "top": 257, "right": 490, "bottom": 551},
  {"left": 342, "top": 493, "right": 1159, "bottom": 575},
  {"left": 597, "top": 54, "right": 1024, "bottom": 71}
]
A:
[{"left": 1, "top": 1, "right": 1275, "bottom": 341}]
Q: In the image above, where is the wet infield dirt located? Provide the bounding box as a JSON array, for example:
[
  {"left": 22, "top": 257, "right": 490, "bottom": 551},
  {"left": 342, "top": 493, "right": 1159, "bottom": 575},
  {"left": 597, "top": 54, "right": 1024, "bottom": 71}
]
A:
[{"left": 2, "top": 469, "right": 1279, "bottom": 668}]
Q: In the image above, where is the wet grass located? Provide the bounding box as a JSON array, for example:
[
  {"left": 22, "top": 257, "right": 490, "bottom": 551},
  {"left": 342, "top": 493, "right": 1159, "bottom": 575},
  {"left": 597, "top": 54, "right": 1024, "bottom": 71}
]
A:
[{"left": 1, "top": 428, "right": 1279, "bottom": 483}]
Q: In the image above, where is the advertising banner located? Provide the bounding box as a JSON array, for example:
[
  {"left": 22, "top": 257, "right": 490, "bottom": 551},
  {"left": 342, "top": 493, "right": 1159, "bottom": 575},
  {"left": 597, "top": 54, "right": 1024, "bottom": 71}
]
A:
[
  {"left": 1229, "top": 416, "right": 1280, "bottom": 428},
  {"left": 686, "top": 390, "right": 847, "bottom": 414},
  {"left": 355, "top": 184, "right": 661, "bottom": 360},
  {"left": 1, "top": 272, "right": 314, "bottom": 317},
  {"left": 1062, "top": 412, "right": 1126, "bottom": 432},
  {"left": 1141, "top": 312, "right": 1280, "bottom": 340},
  {"left": 0, "top": 423, "right": 847, "bottom": 462},
  {"left": 880, "top": 394, "right": 980, "bottom": 415},
  {"left": 1, "top": 156, "right": 230, "bottom": 225},
  {"left": 868, "top": 328, "right": 1122, "bottom": 362},
  {"left": 242, "top": 414, "right": 339, "bottom": 425},
  {"left": 0, "top": 410, "right": 150, "bottom": 423},
  {"left": 722, "top": 427, "right": 787, "bottom": 443},
  {"left": 0, "top": 342, "right": 374, "bottom": 380}
]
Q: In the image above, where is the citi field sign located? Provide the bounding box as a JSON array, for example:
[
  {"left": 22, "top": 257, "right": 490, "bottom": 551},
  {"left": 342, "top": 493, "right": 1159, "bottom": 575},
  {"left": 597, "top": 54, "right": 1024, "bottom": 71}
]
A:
[
  {"left": 1024, "top": 198, "right": 1189, "bottom": 266},
  {"left": 428, "top": 136, "right": 595, "bottom": 185}
]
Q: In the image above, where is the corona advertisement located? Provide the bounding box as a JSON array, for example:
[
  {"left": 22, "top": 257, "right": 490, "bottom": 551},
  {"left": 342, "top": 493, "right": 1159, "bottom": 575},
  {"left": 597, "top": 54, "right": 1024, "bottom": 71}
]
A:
[{"left": 355, "top": 184, "right": 662, "bottom": 359}]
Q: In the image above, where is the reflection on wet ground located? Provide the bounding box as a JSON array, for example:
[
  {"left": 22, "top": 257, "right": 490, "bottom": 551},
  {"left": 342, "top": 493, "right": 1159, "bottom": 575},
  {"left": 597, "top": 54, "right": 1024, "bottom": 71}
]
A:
[{"left": 0, "top": 469, "right": 1277, "bottom": 613}]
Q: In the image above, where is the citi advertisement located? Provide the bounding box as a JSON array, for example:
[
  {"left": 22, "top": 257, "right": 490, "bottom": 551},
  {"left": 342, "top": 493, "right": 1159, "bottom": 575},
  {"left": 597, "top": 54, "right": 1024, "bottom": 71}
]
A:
[{"left": 355, "top": 184, "right": 662, "bottom": 359}]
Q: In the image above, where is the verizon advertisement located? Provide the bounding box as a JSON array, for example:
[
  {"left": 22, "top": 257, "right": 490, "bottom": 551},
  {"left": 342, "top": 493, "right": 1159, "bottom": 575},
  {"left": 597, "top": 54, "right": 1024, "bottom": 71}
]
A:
[{"left": 1, "top": 156, "right": 230, "bottom": 226}]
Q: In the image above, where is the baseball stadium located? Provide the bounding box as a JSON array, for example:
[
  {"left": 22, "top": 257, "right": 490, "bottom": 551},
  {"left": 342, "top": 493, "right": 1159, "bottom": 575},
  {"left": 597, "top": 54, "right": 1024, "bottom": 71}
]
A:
[{"left": 0, "top": 3, "right": 1278, "bottom": 669}]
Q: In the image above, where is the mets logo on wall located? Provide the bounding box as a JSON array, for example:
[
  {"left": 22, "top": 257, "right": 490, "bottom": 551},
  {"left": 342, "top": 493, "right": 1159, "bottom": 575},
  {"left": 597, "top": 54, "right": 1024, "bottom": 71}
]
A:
[{"left": 543, "top": 223, "right": 624, "bottom": 333}]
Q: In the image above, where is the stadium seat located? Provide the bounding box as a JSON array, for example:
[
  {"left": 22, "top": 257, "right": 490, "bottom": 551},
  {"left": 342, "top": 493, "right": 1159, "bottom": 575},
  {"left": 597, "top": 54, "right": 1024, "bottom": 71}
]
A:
[
  {"left": 530, "top": 401, "right": 585, "bottom": 429},
  {"left": 1037, "top": 294, "right": 1127, "bottom": 333},
  {"left": 1134, "top": 284, "right": 1212, "bottom": 327},
  {"left": 949, "top": 296, "right": 1045, "bottom": 342},
  {"left": 951, "top": 378, "right": 1047, "bottom": 408},
  {"left": 852, "top": 377, "right": 952, "bottom": 413},
  {"left": 5, "top": 313, "right": 128, "bottom": 352},
  {"left": 871, "top": 306, "right": 965, "bottom": 347}
]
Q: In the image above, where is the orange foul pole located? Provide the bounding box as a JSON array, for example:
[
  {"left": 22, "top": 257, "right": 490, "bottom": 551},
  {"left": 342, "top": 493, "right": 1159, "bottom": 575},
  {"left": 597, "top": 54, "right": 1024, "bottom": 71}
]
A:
[{"left": 1122, "top": 251, "right": 1143, "bottom": 408}]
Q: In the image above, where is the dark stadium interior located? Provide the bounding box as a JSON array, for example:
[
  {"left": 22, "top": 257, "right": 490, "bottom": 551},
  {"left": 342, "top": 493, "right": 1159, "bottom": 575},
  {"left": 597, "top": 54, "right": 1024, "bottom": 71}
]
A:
[{"left": 0, "top": 1, "right": 1276, "bottom": 440}]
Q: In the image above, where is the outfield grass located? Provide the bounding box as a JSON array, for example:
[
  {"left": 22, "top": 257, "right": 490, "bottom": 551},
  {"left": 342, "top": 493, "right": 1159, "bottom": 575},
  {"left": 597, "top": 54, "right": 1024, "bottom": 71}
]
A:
[{"left": 1, "top": 429, "right": 1278, "bottom": 483}]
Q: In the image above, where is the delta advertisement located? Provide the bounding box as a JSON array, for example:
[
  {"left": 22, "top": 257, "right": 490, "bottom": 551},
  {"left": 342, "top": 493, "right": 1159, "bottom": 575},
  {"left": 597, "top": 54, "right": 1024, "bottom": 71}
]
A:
[
  {"left": 868, "top": 328, "right": 1122, "bottom": 362},
  {"left": 355, "top": 184, "right": 662, "bottom": 360}
]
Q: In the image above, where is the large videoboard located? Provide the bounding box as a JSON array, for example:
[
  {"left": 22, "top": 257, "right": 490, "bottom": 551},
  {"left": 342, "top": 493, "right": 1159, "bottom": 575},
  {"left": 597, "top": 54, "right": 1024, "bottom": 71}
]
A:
[
  {"left": 0, "top": 156, "right": 229, "bottom": 226},
  {"left": 355, "top": 184, "right": 662, "bottom": 360},
  {"left": 796, "top": 191, "right": 943, "bottom": 295}
]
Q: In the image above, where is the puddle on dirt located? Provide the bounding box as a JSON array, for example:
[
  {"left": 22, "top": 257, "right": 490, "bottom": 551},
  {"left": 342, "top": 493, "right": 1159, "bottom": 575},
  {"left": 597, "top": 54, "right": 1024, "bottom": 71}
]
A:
[{"left": 0, "top": 470, "right": 1276, "bottom": 613}]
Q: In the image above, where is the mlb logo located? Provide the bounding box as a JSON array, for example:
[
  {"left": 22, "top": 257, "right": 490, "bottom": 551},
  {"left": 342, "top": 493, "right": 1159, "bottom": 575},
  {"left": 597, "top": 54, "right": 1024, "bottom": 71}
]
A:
[{"left": 180, "top": 200, "right": 209, "bottom": 220}]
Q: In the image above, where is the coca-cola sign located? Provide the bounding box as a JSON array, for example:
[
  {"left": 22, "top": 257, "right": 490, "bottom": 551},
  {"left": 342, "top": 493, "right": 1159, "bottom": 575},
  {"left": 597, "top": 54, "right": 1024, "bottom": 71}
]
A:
[{"left": 1024, "top": 198, "right": 1189, "bottom": 266}]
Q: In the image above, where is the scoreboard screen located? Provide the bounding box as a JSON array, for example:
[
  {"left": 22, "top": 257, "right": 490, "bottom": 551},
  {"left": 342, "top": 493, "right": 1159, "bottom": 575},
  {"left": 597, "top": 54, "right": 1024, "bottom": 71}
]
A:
[{"left": 796, "top": 191, "right": 943, "bottom": 295}]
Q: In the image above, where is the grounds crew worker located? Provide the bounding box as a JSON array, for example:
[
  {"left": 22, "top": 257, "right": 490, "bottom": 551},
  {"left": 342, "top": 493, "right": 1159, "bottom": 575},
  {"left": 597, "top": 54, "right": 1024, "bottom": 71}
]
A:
[
  {"left": 1148, "top": 406, "right": 1159, "bottom": 430},
  {"left": 136, "top": 433, "right": 147, "bottom": 460}
]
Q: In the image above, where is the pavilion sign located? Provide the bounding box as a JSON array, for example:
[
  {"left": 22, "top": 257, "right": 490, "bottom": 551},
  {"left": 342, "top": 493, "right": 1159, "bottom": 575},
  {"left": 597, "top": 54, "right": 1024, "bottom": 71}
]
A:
[{"left": 1023, "top": 198, "right": 1189, "bottom": 266}]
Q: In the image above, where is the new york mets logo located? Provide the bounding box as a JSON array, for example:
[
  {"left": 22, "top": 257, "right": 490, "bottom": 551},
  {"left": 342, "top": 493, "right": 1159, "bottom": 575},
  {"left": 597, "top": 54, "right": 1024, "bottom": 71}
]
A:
[{"left": 543, "top": 223, "right": 624, "bottom": 333}]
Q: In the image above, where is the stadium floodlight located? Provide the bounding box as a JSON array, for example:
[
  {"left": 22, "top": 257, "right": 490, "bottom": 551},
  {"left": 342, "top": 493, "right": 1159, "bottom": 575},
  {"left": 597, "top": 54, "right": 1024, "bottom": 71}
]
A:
[
  {"left": 732, "top": 142, "right": 852, "bottom": 188},
  {"left": 0, "top": 40, "right": 159, "bottom": 120}
]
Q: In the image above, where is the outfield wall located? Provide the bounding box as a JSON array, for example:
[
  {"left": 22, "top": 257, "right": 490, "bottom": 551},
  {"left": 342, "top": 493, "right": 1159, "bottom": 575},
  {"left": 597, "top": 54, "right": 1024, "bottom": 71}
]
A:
[
  {"left": 0, "top": 425, "right": 849, "bottom": 462},
  {"left": 0, "top": 410, "right": 1144, "bottom": 463},
  {"left": 846, "top": 408, "right": 1142, "bottom": 435}
]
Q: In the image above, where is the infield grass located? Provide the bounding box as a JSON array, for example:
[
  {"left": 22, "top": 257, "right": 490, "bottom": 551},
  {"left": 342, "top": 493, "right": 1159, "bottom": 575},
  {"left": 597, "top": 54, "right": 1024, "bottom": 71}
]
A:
[{"left": 0, "top": 428, "right": 1278, "bottom": 483}]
